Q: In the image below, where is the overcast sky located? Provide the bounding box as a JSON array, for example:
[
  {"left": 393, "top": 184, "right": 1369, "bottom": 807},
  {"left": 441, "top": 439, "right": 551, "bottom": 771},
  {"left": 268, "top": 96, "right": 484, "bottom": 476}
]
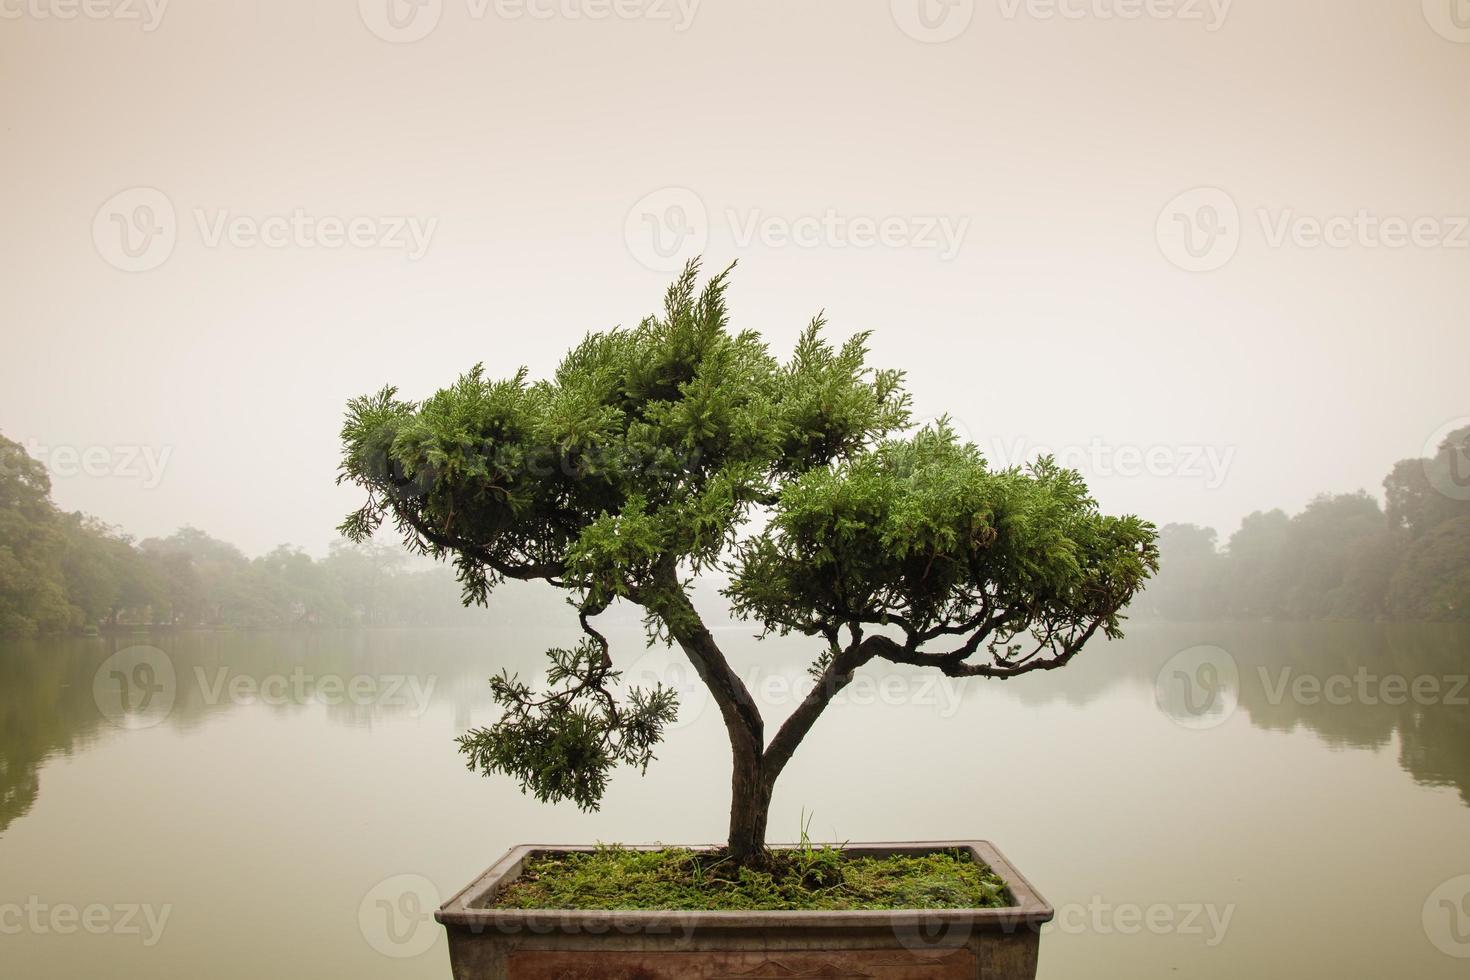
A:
[{"left": 4, "top": 0, "right": 1467, "bottom": 556}]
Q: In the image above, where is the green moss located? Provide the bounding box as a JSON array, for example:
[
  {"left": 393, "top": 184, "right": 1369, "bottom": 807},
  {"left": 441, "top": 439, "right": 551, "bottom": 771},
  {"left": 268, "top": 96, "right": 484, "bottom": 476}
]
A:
[{"left": 489, "top": 846, "right": 1013, "bottom": 912}]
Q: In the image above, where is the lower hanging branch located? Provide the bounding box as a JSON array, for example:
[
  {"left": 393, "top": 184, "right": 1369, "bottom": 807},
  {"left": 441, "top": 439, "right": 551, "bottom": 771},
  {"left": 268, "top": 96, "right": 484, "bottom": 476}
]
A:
[{"left": 456, "top": 637, "right": 679, "bottom": 810}]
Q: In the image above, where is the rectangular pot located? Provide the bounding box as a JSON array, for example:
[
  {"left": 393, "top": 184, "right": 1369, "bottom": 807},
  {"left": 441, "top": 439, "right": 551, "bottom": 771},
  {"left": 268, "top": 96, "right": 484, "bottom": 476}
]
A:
[{"left": 436, "top": 840, "right": 1054, "bottom": 979}]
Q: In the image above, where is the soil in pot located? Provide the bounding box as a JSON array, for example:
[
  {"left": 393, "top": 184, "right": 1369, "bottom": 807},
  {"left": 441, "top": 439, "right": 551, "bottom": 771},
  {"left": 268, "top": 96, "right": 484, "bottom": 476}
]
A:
[{"left": 487, "top": 844, "right": 1015, "bottom": 912}]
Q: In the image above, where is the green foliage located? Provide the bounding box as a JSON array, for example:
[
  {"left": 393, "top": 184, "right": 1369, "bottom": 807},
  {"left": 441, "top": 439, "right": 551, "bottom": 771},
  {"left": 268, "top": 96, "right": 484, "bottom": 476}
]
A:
[
  {"left": 490, "top": 845, "right": 1011, "bottom": 912},
  {"left": 0, "top": 435, "right": 71, "bottom": 635},
  {"left": 729, "top": 422, "right": 1157, "bottom": 655},
  {"left": 338, "top": 263, "right": 913, "bottom": 608},
  {"left": 1385, "top": 427, "right": 1470, "bottom": 539},
  {"left": 1387, "top": 517, "right": 1470, "bottom": 621},
  {"left": 0, "top": 433, "right": 513, "bottom": 634},
  {"left": 457, "top": 638, "right": 678, "bottom": 810},
  {"left": 339, "top": 260, "right": 1156, "bottom": 813}
]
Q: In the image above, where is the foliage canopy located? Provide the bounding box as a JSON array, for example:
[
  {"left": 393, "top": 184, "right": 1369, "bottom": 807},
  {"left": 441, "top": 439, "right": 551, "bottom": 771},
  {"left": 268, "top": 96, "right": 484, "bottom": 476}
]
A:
[{"left": 338, "top": 262, "right": 1158, "bottom": 857}]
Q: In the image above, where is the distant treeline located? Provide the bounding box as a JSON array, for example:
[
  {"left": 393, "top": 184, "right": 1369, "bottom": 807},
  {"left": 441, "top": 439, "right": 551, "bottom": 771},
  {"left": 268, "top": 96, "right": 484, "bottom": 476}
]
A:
[
  {"left": 1139, "top": 425, "right": 1470, "bottom": 622},
  {"left": 0, "top": 433, "right": 506, "bottom": 635},
  {"left": 7, "top": 426, "right": 1470, "bottom": 633}
]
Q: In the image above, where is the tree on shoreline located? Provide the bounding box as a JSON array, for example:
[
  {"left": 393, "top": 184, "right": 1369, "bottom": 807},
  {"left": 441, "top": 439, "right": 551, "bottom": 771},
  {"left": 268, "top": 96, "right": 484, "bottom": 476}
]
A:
[
  {"left": 338, "top": 262, "right": 1159, "bottom": 863},
  {"left": 0, "top": 433, "right": 514, "bottom": 634},
  {"left": 1141, "top": 426, "right": 1470, "bottom": 624}
]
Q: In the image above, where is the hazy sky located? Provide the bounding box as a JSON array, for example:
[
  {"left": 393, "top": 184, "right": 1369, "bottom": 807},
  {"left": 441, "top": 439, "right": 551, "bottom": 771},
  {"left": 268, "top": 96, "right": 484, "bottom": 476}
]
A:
[{"left": 4, "top": 0, "right": 1468, "bottom": 556}]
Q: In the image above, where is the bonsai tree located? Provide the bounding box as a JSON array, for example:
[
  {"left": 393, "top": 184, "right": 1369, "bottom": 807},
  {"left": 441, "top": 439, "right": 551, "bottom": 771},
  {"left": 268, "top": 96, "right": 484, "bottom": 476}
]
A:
[{"left": 339, "top": 262, "right": 1158, "bottom": 865}]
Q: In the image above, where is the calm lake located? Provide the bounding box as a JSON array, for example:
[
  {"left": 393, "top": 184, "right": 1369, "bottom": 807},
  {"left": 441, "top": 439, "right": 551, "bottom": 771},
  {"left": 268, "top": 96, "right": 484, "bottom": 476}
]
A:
[{"left": 3, "top": 618, "right": 1469, "bottom": 978}]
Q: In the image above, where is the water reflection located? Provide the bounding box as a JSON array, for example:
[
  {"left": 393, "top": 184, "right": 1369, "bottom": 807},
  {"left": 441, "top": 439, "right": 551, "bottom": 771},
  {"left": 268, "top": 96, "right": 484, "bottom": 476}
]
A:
[
  {"left": 0, "top": 637, "right": 109, "bottom": 833},
  {"left": 3, "top": 621, "right": 1467, "bottom": 839},
  {"left": 1004, "top": 621, "right": 1470, "bottom": 805},
  {"left": 0, "top": 628, "right": 557, "bottom": 835}
]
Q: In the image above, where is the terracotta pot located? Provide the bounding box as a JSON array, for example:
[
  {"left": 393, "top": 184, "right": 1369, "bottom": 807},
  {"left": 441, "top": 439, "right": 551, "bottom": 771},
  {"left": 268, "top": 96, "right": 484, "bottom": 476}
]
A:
[{"left": 436, "top": 840, "right": 1053, "bottom": 979}]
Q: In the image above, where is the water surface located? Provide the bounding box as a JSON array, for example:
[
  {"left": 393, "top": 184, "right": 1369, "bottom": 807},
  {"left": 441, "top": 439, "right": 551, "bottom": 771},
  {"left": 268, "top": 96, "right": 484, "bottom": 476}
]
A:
[{"left": 2, "top": 620, "right": 1468, "bottom": 978}]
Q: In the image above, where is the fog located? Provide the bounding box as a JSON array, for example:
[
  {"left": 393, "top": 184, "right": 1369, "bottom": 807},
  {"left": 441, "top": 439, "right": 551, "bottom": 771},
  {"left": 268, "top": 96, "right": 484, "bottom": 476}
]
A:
[{"left": 4, "top": 1, "right": 1467, "bottom": 557}]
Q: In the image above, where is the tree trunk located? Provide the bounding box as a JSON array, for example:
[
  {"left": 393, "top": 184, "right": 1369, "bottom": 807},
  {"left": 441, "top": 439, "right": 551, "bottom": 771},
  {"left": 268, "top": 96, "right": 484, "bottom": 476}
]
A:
[
  {"left": 647, "top": 569, "right": 774, "bottom": 866},
  {"left": 727, "top": 745, "right": 772, "bottom": 864}
]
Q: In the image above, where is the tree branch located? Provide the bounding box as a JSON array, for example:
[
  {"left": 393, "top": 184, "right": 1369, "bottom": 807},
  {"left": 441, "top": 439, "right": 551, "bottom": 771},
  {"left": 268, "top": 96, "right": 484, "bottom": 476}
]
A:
[
  {"left": 865, "top": 616, "right": 1108, "bottom": 678},
  {"left": 761, "top": 637, "right": 877, "bottom": 786},
  {"left": 399, "top": 511, "right": 567, "bottom": 583},
  {"left": 646, "top": 563, "right": 764, "bottom": 751}
]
